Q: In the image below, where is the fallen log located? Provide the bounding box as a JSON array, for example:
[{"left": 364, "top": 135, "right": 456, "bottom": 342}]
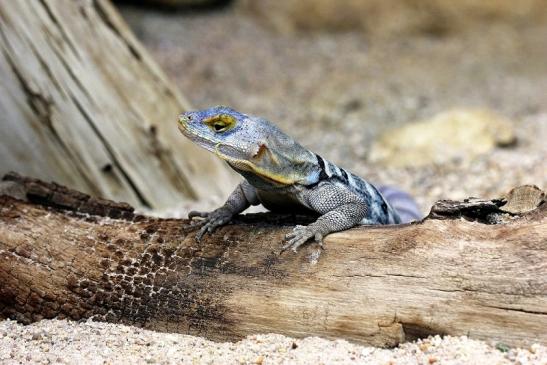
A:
[{"left": 0, "top": 173, "right": 546, "bottom": 348}]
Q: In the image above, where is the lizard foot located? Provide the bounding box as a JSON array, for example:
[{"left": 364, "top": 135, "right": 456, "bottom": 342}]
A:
[
  {"left": 282, "top": 225, "right": 324, "bottom": 253},
  {"left": 185, "top": 209, "right": 233, "bottom": 242}
]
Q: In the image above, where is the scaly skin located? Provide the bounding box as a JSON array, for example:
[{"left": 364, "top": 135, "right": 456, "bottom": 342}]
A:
[{"left": 178, "top": 106, "right": 420, "bottom": 252}]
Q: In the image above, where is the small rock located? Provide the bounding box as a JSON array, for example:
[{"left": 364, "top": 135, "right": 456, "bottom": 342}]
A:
[
  {"left": 369, "top": 109, "right": 516, "bottom": 167},
  {"left": 496, "top": 342, "right": 511, "bottom": 353},
  {"left": 419, "top": 342, "right": 430, "bottom": 352}
]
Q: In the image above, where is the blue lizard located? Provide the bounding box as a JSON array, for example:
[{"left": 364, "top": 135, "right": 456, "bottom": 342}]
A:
[{"left": 178, "top": 106, "right": 421, "bottom": 251}]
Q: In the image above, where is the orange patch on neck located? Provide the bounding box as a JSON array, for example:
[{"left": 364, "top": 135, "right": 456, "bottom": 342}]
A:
[{"left": 253, "top": 143, "right": 268, "bottom": 159}]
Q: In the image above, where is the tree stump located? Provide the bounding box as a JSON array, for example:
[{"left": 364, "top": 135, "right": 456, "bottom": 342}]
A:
[{"left": 0, "top": 0, "right": 236, "bottom": 209}]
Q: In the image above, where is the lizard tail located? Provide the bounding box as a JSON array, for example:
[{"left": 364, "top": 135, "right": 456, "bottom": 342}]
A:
[{"left": 378, "top": 186, "right": 423, "bottom": 224}]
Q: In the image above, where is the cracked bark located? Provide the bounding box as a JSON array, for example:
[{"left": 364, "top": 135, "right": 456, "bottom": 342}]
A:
[
  {"left": 0, "top": 173, "right": 546, "bottom": 347},
  {"left": 0, "top": 0, "right": 236, "bottom": 209}
]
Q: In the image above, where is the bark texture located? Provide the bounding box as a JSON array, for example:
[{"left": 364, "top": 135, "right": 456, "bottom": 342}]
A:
[
  {"left": 0, "top": 173, "right": 546, "bottom": 348},
  {"left": 0, "top": 0, "right": 236, "bottom": 209}
]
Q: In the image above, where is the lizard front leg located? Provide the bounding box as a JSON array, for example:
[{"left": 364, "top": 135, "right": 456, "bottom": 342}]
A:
[
  {"left": 283, "top": 182, "right": 367, "bottom": 252},
  {"left": 187, "top": 181, "right": 258, "bottom": 242}
]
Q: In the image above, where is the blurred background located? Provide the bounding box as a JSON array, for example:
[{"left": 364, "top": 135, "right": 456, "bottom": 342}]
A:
[{"left": 1, "top": 0, "right": 546, "bottom": 215}]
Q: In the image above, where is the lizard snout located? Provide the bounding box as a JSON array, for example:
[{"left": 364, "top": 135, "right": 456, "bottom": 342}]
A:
[
  {"left": 178, "top": 113, "right": 197, "bottom": 131},
  {"left": 178, "top": 114, "right": 191, "bottom": 124}
]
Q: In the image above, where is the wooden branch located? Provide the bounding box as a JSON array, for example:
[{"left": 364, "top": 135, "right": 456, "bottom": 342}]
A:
[
  {"left": 0, "top": 173, "right": 546, "bottom": 348},
  {"left": 0, "top": 0, "right": 236, "bottom": 209}
]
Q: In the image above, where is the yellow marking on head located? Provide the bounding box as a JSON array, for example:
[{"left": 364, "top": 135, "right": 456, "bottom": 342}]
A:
[{"left": 203, "top": 114, "right": 236, "bottom": 133}]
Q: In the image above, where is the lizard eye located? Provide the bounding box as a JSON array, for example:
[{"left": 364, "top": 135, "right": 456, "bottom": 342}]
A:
[
  {"left": 204, "top": 114, "right": 236, "bottom": 133},
  {"left": 213, "top": 122, "right": 227, "bottom": 132}
]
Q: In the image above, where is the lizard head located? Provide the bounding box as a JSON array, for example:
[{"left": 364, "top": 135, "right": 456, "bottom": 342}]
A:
[{"left": 178, "top": 106, "right": 320, "bottom": 187}]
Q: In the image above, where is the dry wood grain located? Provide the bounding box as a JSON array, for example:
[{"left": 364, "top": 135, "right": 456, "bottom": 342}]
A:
[
  {"left": 0, "top": 174, "right": 545, "bottom": 348},
  {"left": 0, "top": 0, "right": 236, "bottom": 209}
]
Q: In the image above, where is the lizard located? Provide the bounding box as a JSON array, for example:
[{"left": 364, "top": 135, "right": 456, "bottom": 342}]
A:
[{"left": 178, "top": 106, "right": 421, "bottom": 252}]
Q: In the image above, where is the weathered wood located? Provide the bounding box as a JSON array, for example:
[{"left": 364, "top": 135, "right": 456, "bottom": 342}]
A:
[
  {"left": 0, "top": 174, "right": 546, "bottom": 348},
  {"left": 0, "top": 0, "right": 236, "bottom": 209}
]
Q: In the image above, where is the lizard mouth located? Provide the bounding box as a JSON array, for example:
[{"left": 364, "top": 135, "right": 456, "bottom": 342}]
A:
[
  {"left": 177, "top": 123, "right": 187, "bottom": 134},
  {"left": 177, "top": 123, "right": 220, "bottom": 153}
]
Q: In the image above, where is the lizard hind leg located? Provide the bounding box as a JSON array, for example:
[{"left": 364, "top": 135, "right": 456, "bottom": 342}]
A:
[{"left": 282, "top": 181, "right": 368, "bottom": 252}]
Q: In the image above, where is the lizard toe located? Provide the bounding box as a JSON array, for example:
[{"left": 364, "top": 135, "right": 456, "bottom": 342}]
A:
[
  {"left": 182, "top": 219, "right": 207, "bottom": 232},
  {"left": 289, "top": 237, "right": 309, "bottom": 252},
  {"left": 284, "top": 225, "right": 305, "bottom": 240},
  {"left": 188, "top": 210, "right": 209, "bottom": 219},
  {"left": 195, "top": 230, "right": 205, "bottom": 242},
  {"left": 282, "top": 226, "right": 315, "bottom": 252},
  {"left": 281, "top": 238, "right": 300, "bottom": 252},
  {"left": 284, "top": 231, "right": 296, "bottom": 240},
  {"left": 207, "top": 223, "right": 218, "bottom": 234},
  {"left": 195, "top": 223, "right": 213, "bottom": 242},
  {"left": 314, "top": 232, "right": 324, "bottom": 248},
  {"left": 282, "top": 236, "right": 299, "bottom": 251}
]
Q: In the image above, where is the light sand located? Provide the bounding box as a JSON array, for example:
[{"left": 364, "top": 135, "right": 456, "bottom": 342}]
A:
[{"left": 0, "top": 319, "right": 545, "bottom": 364}]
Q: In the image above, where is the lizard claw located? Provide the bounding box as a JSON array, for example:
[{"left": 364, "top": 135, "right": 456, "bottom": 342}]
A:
[
  {"left": 185, "top": 208, "right": 233, "bottom": 242},
  {"left": 282, "top": 225, "right": 324, "bottom": 252}
]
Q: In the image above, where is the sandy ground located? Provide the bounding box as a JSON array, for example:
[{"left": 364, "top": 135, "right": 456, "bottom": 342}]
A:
[{"left": 1, "top": 319, "right": 546, "bottom": 364}]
